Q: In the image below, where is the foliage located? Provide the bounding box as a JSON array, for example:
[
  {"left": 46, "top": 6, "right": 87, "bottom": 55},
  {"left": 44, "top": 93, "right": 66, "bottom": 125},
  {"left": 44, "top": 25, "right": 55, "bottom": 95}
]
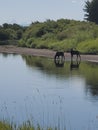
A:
[
  {"left": 84, "top": 0, "right": 98, "bottom": 24},
  {"left": 18, "top": 19, "right": 98, "bottom": 53},
  {"left": 0, "top": 121, "right": 13, "bottom": 130},
  {"left": 1, "top": 19, "right": 98, "bottom": 54},
  {"left": 77, "top": 38, "right": 98, "bottom": 54},
  {"left": 0, "top": 120, "right": 58, "bottom": 130},
  {"left": 0, "top": 23, "right": 27, "bottom": 45}
]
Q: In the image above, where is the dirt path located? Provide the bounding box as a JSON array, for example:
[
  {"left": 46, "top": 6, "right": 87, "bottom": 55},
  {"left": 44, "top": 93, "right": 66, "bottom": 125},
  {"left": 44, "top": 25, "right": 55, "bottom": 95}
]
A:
[{"left": 0, "top": 45, "right": 98, "bottom": 62}]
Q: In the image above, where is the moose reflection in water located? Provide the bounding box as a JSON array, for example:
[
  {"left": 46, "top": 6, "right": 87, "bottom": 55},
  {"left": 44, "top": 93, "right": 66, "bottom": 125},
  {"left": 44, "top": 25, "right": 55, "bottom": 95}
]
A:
[
  {"left": 54, "top": 58, "right": 65, "bottom": 67},
  {"left": 22, "top": 55, "right": 98, "bottom": 100},
  {"left": 70, "top": 60, "right": 80, "bottom": 70},
  {"left": 54, "top": 51, "right": 65, "bottom": 67},
  {"left": 70, "top": 48, "right": 81, "bottom": 70},
  {"left": 71, "top": 48, "right": 81, "bottom": 61}
]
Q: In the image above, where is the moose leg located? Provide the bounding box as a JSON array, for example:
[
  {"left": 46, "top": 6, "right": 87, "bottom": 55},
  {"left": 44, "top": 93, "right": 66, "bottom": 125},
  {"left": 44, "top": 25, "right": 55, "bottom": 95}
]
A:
[
  {"left": 71, "top": 54, "right": 73, "bottom": 61},
  {"left": 54, "top": 55, "right": 57, "bottom": 60}
]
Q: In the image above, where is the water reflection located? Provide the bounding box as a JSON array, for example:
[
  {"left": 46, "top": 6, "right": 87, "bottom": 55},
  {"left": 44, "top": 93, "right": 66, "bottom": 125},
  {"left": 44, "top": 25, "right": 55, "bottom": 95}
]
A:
[
  {"left": 22, "top": 55, "right": 70, "bottom": 78},
  {"left": 22, "top": 55, "right": 98, "bottom": 99},
  {"left": 0, "top": 52, "right": 8, "bottom": 57},
  {"left": 0, "top": 54, "right": 98, "bottom": 129},
  {"left": 70, "top": 60, "right": 80, "bottom": 70},
  {"left": 0, "top": 52, "right": 18, "bottom": 57},
  {"left": 1, "top": 53, "right": 98, "bottom": 99},
  {"left": 83, "top": 62, "right": 98, "bottom": 98},
  {"left": 54, "top": 58, "right": 65, "bottom": 67}
]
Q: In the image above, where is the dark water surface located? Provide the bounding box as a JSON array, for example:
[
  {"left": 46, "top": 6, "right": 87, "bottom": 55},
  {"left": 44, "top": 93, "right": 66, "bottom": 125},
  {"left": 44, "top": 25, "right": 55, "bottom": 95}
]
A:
[{"left": 0, "top": 53, "right": 98, "bottom": 130}]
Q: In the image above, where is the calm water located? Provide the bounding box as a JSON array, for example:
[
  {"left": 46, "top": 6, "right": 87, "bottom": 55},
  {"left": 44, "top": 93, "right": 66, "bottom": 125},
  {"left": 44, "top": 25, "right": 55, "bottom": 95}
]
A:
[{"left": 0, "top": 53, "right": 98, "bottom": 130}]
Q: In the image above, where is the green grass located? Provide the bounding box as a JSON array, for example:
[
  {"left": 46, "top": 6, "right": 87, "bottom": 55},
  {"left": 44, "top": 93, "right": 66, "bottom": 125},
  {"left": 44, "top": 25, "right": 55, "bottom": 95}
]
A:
[
  {"left": 77, "top": 38, "right": 98, "bottom": 54},
  {"left": 0, "top": 120, "right": 60, "bottom": 130},
  {"left": 0, "top": 121, "right": 13, "bottom": 130}
]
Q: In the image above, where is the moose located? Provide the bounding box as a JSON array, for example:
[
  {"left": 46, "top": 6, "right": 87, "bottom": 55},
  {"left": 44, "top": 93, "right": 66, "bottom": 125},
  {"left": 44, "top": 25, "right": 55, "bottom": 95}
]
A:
[
  {"left": 70, "top": 48, "right": 81, "bottom": 60},
  {"left": 54, "top": 51, "right": 65, "bottom": 60}
]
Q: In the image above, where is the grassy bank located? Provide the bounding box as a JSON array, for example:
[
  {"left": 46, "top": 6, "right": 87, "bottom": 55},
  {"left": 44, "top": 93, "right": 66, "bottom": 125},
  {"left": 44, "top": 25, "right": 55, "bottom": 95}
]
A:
[
  {"left": 18, "top": 19, "right": 98, "bottom": 54},
  {"left": 1, "top": 19, "right": 98, "bottom": 54},
  {"left": 0, "top": 120, "right": 59, "bottom": 130}
]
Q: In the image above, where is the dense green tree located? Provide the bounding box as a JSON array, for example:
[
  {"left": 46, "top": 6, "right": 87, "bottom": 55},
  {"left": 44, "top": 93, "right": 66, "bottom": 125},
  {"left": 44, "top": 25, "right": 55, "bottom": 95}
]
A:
[
  {"left": 16, "top": 30, "right": 23, "bottom": 39},
  {"left": 0, "top": 23, "right": 26, "bottom": 45},
  {"left": 84, "top": 0, "right": 91, "bottom": 21},
  {"left": 0, "top": 30, "right": 10, "bottom": 40},
  {"left": 84, "top": 0, "right": 98, "bottom": 24}
]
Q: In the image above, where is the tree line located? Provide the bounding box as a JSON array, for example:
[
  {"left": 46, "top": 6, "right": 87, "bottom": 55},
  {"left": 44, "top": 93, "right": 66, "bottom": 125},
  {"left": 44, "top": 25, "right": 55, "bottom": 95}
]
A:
[
  {"left": 84, "top": 0, "right": 98, "bottom": 24},
  {"left": 0, "top": 23, "right": 27, "bottom": 44},
  {"left": 0, "top": 0, "right": 98, "bottom": 42}
]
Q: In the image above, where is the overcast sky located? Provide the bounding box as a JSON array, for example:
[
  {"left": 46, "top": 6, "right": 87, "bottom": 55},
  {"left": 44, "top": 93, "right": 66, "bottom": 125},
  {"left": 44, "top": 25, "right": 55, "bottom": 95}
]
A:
[{"left": 0, "top": 0, "right": 86, "bottom": 25}]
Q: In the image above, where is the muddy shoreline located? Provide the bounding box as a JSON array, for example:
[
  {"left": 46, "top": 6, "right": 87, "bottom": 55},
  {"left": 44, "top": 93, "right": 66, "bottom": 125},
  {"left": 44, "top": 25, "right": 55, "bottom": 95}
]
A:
[{"left": 0, "top": 45, "right": 98, "bottom": 62}]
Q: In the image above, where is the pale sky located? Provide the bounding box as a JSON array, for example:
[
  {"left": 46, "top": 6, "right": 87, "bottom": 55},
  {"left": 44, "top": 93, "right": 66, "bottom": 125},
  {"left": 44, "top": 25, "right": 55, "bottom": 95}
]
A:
[{"left": 0, "top": 0, "right": 86, "bottom": 25}]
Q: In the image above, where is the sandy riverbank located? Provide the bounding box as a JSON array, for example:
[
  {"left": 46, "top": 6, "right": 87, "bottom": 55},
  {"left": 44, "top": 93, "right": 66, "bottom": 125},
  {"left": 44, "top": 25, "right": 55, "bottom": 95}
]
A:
[{"left": 0, "top": 45, "right": 98, "bottom": 62}]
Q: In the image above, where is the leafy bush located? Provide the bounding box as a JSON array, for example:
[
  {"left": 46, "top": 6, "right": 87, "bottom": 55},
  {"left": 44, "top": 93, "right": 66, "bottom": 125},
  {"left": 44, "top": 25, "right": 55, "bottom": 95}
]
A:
[
  {"left": 0, "top": 23, "right": 26, "bottom": 45},
  {"left": 1, "top": 19, "right": 98, "bottom": 54},
  {"left": 18, "top": 19, "right": 98, "bottom": 53},
  {"left": 77, "top": 38, "right": 98, "bottom": 54}
]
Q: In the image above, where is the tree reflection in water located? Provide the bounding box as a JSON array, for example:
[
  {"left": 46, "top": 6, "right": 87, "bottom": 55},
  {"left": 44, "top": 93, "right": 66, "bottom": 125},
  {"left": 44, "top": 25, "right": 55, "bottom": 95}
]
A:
[{"left": 22, "top": 55, "right": 98, "bottom": 99}]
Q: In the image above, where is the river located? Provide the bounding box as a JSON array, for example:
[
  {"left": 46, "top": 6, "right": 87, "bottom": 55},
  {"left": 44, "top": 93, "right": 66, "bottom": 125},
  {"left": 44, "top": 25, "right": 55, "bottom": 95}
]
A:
[{"left": 0, "top": 53, "right": 98, "bottom": 130}]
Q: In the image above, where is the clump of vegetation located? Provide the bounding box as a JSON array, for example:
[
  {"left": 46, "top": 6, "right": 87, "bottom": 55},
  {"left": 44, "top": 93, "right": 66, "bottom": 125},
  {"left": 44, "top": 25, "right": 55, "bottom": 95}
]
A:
[
  {"left": 1, "top": 19, "right": 98, "bottom": 54},
  {"left": 77, "top": 38, "right": 98, "bottom": 54},
  {"left": 0, "top": 23, "right": 27, "bottom": 45},
  {"left": 0, "top": 120, "right": 58, "bottom": 130},
  {"left": 0, "top": 121, "right": 13, "bottom": 130},
  {"left": 18, "top": 19, "right": 98, "bottom": 54}
]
